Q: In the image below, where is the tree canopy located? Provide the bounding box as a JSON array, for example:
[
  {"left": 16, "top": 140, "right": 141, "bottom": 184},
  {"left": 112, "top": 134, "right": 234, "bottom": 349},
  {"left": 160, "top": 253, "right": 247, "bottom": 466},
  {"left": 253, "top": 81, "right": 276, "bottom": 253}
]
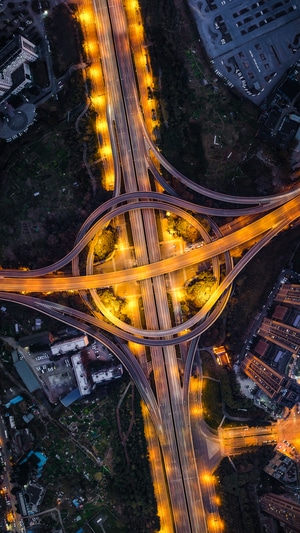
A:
[
  {"left": 94, "top": 226, "right": 117, "bottom": 261},
  {"left": 186, "top": 271, "right": 216, "bottom": 308}
]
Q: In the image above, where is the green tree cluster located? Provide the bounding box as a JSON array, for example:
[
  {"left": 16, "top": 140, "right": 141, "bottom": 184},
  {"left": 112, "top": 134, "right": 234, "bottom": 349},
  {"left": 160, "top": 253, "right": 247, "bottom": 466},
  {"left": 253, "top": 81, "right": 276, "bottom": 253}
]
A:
[
  {"left": 218, "top": 368, "right": 269, "bottom": 420},
  {"left": 106, "top": 386, "right": 160, "bottom": 532},
  {"left": 218, "top": 368, "right": 242, "bottom": 411},
  {"left": 94, "top": 226, "right": 117, "bottom": 261},
  {"left": 186, "top": 271, "right": 216, "bottom": 308},
  {"left": 44, "top": 4, "right": 81, "bottom": 77},
  {"left": 202, "top": 378, "right": 223, "bottom": 429},
  {"left": 138, "top": 0, "right": 207, "bottom": 180},
  {"left": 99, "top": 288, "right": 131, "bottom": 324},
  {"left": 167, "top": 215, "right": 200, "bottom": 243},
  {"left": 215, "top": 447, "right": 275, "bottom": 532}
]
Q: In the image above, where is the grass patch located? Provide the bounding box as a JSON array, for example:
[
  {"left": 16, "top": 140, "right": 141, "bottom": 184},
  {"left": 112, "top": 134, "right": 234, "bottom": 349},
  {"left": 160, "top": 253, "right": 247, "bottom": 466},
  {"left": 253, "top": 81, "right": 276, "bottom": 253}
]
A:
[
  {"left": 202, "top": 377, "right": 223, "bottom": 429},
  {"left": 0, "top": 76, "right": 110, "bottom": 269},
  {"left": 200, "top": 350, "right": 219, "bottom": 380}
]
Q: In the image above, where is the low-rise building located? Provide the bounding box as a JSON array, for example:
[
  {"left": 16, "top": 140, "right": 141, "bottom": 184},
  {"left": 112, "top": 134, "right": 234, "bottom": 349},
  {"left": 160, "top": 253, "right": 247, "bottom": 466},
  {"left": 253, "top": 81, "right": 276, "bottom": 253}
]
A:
[
  {"left": 50, "top": 334, "right": 89, "bottom": 357},
  {"left": 92, "top": 364, "right": 123, "bottom": 384},
  {"left": 14, "top": 360, "right": 41, "bottom": 393},
  {"left": 16, "top": 482, "right": 45, "bottom": 516},
  {"left": 276, "top": 284, "right": 300, "bottom": 306},
  {"left": 264, "top": 450, "right": 299, "bottom": 486}
]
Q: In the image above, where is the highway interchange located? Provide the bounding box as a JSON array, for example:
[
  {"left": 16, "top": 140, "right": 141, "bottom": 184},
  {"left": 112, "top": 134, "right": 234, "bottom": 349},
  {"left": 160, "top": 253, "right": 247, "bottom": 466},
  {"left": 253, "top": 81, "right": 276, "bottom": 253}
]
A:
[{"left": 1, "top": 0, "right": 300, "bottom": 531}]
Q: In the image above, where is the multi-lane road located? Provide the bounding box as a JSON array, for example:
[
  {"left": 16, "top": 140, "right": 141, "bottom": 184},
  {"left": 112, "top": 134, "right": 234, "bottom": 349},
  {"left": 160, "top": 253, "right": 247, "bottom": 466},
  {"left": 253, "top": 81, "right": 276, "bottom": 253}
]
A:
[{"left": 1, "top": 0, "right": 300, "bottom": 531}]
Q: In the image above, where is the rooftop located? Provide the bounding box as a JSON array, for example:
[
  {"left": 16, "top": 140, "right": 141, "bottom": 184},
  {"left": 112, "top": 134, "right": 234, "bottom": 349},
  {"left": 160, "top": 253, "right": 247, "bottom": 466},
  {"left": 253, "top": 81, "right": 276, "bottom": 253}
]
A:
[
  {"left": 188, "top": 0, "right": 300, "bottom": 105},
  {"left": 14, "top": 359, "right": 41, "bottom": 393}
]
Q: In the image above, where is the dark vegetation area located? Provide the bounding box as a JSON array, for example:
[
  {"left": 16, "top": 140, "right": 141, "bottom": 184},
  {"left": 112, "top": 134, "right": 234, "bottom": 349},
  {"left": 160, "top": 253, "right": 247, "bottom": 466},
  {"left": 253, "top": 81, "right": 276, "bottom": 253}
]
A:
[
  {"left": 0, "top": 354, "right": 159, "bottom": 532},
  {"left": 200, "top": 351, "right": 269, "bottom": 428},
  {"left": 139, "top": 0, "right": 208, "bottom": 180},
  {"left": 44, "top": 3, "right": 84, "bottom": 77},
  {"left": 0, "top": 4, "right": 110, "bottom": 270},
  {"left": 106, "top": 385, "right": 160, "bottom": 532},
  {"left": 139, "top": 3, "right": 298, "bottom": 209},
  {"left": 138, "top": 0, "right": 293, "bottom": 198},
  {"left": 142, "top": 1, "right": 207, "bottom": 176},
  {"left": 215, "top": 446, "right": 276, "bottom": 533},
  {"left": 223, "top": 226, "right": 300, "bottom": 355}
]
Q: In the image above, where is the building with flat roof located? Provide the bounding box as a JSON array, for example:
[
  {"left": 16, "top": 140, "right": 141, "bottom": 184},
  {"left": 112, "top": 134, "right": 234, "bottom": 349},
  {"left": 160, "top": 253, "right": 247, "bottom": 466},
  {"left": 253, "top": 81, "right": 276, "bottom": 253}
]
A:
[
  {"left": 71, "top": 353, "right": 92, "bottom": 396},
  {"left": 50, "top": 334, "right": 89, "bottom": 357},
  {"left": 258, "top": 317, "right": 300, "bottom": 354},
  {"left": 0, "top": 101, "right": 36, "bottom": 140},
  {"left": 254, "top": 338, "right": 270, "bottom": 358},
  {"left": 264, "top": 451, "right": 299, "bottom": 486},
  {"left": 272, "top": 305, "right": 289, "bottom": 321},
  {"left": 14, "top": 360, "right": 41, "bottom": 393},
  {"left": 260, "top": 493, "right": 300, "bottom": 530},
  {"left": 16, "top": 482, "right": 45, "bottom": 516},
  {"left": 188, "top": 0, "right": 300, "bottom": 105},
  {"left": 0, "top": 35, "right": 38, "bottom": 101},
  {"left": 241, "top": 353, "right": 300, "bottom": 408},
  {"left": 60, "top": 387, "right": 81, "bottom": 407},
  {"left": 19, "top": 331, "right": 54, "bottom": 351},
  {"left": 257, "top": 64, "right": 300, "bottom": 149},
  {"left": 276, "top": 284, "right": 300, "bottom": 306},
  {"left": 92, "top": 364, "right": 123, "bottom": 384},
  {"left": 0, "top": 35, "right": 38, "bottom": 74},
  {"left": 71, "top": 351, "right": 123, "bottom": 398}
]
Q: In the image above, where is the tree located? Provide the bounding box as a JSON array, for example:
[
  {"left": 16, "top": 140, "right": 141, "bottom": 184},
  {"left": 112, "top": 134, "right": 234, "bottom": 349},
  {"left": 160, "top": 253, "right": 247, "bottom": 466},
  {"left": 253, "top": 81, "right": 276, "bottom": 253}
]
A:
[
  {"left": 186, "top": 271, "right": 216, "bottom": 308},
  {"left": 167, "top": 215, "right": 200, "bottom": 242},
  {"left": 94, "top": 226, "right": 117, "bottom": 261}
]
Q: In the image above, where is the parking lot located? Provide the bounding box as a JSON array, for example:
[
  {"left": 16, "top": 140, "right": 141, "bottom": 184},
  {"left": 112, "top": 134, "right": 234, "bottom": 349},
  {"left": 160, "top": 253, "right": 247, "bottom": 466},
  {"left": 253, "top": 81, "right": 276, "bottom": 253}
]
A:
[
  {"left": 31, "top": 352, "right": 77, "bottom": 403},
  {"left": 187, "top": 0, "right": 300, "bottom": 104}
]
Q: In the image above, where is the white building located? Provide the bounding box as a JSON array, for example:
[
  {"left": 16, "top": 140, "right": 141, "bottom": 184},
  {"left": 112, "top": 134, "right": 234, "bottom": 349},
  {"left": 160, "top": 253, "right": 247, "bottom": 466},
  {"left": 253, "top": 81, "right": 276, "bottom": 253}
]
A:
[
  {"left": 0, "top": 76, "right": 11, "bottom": 96},
  {"left": 71, "top": 353, "right": 92, "bottom": 396},
  {"left": 92, "top": 365, "right": 123, "bottom": 384},
  {"left": 50, "top": 334, "right": 89, "bottom": 356},
  {"left": 0, "top": 35, "right": 38, "bottom": 99},
  {"left": 71, "top": 352, "right": 123, "bottom": 398}
]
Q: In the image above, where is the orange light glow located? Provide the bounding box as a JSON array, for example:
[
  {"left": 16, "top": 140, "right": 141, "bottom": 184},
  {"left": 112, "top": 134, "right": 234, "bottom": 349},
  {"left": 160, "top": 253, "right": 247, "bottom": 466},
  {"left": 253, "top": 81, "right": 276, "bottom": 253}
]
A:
[
  {"left": 190, "top": 405, "right": 203, "bottom": 416},
  {"left": 89, "top": 65, "right": 102, "bottom": 80},
  {"left": 6, "top": 511, "right": 14, "bottom": 523},
  {"left": 86, "top": 40, "right": 98, "bottom": 55},
  {"left": 128, "top": 342, "right": 145, "bottom": 360},
  {"left": 207, "top": 514, "right": 225, "bottom": 531},
  {"left": 96, "top": 118, "right": 107, "bottom": 133},
  {"left": 105, "top": 173, "right": 115, "bottom": 191},
  {"left": 125, "top": 297, "right": 136, "bottom": 314},
  {"left": 130, "top": 0, "right": 138, "bottom": 9},
  {"left": 93, "top": 94, "right": 106, "bottom": 108},
  {"left": 201, "top": 472, "right": 216, "bottom": 485},
  {"left": 78, "top": 9, "right": 93, "bottom": 24},
  {"left": 175, "top": 288, "right": 185, "bottom": 301},
  {"left": 101, "top": 145, "right": 112, "bottom": 159}
]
